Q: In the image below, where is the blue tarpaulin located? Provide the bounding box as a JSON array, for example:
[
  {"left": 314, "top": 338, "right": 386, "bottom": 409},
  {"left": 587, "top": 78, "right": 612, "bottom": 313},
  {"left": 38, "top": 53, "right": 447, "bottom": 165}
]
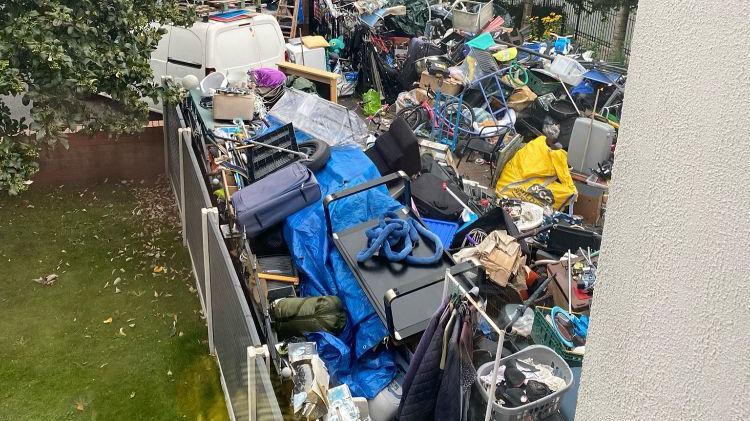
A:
[{"left": 283, "top": 146, "right": 400, "bottom": 398}]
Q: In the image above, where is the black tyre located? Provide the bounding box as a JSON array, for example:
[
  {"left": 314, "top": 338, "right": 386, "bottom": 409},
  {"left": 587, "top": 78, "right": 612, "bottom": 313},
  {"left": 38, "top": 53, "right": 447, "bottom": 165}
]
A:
[{"left": 298, "top": 138, "right": 331, "bottom": 173}]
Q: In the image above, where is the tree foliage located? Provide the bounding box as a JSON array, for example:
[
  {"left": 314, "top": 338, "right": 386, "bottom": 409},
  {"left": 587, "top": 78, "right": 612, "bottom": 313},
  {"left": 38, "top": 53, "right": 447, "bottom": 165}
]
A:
[{"left": 0, "top": 0, "right": 195, "bottom": 194}]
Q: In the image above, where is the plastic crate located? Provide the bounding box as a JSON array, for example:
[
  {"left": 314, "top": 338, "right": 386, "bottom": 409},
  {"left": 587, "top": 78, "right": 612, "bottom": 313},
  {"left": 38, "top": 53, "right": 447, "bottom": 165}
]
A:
[
  {"left": 531, "top": 306, "right": 584, "bottom": 367},
  {"left": 476, "top": 345, "right": 573, "bottom": 421},
  {"left": 245, "top": 123, "right": 300, "bottom": 182},
  {"left": 526, "top": 70, "right": 561, "bottom": 97},
  {"left": 422, "top": 218, "right": 459, "bottom": 248}
]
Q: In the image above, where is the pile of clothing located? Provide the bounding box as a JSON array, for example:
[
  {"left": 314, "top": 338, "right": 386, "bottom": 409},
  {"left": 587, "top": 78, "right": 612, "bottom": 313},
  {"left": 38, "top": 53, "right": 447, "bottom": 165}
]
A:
[{"left": 480, "top": 358, "right": 566, "bottom": 408}]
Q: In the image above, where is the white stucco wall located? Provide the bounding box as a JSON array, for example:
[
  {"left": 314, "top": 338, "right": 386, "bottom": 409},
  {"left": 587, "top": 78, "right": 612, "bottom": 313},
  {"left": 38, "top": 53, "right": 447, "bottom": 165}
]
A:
[{"left": 575, "top": 1, "right": 750, "bottom": 420}]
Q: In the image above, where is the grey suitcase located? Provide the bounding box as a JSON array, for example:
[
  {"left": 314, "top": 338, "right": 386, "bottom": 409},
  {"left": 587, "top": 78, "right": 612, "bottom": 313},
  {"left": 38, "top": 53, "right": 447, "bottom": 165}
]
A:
[
  {"left": 232, "top": 162, "right": 321, "bottom": 237},
  {"left": 567, "top": 117, "right": 616, "bottom": 175}
]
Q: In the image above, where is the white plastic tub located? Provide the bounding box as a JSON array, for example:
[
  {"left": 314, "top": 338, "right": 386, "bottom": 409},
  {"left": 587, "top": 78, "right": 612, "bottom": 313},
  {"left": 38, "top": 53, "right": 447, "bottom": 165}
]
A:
[{"left": 548, "top": 55, "right": 586, "bottom": 86}]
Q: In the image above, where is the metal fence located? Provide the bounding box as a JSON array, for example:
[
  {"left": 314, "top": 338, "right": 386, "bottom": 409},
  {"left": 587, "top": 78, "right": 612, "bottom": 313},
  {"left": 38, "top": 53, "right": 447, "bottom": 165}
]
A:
[
  {"left": 500, "top": 0, "right": 637, "bottom": 62},
  {"left": 163, "top": 100, "right": 283, "bottom": 421}
]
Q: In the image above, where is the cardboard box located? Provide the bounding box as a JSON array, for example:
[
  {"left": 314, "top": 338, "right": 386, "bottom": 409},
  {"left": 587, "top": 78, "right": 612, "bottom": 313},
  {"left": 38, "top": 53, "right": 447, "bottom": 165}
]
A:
[
  {"left": 419, "top": 139, "right": 458, "bottom": 169},
  {"left": 213, "top": 91, "right": 255, "bottom": 121},
  {"left": 419, "top": 71, "right": 463, "bottom": 96}
]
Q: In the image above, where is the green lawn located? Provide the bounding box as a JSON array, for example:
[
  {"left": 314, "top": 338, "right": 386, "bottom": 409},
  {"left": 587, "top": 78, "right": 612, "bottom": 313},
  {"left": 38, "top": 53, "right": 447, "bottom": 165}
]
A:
[{"left": 0, "top": 182, "right": 228, "bottom": 421}]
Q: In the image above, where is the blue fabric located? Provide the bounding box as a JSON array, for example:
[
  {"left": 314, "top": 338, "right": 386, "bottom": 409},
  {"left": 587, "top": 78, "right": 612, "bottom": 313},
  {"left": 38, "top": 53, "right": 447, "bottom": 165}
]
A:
[{"left": 283, "top": 147, "right": 400, "bottom": 398}]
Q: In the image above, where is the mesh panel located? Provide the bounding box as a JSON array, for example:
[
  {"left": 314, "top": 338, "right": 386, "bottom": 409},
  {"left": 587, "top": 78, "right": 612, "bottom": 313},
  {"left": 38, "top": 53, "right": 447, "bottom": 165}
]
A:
[
  {"left": 209, "top": 223, "right": 282, "bottom": 421},
  {"left": 182, "top": 135, "right": 212, "bottom": 305}
]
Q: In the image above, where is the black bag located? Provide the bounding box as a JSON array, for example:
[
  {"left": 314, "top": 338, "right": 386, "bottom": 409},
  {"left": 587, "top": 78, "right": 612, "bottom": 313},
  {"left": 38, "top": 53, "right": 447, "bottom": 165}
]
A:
[
  {"left": 271, "top": 296, "right": 347, "bottom": 340},
  {"left": 365, "top": 117, "right": 421, "bottom": 177},
  {"left": 411, "top": 172, "right": 464, "bottom": 221}
]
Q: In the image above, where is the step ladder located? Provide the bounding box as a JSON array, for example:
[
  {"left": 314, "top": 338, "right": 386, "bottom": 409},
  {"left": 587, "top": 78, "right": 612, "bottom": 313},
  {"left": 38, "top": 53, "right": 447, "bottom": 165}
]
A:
[{"left": 275, "top": 0, "right": 300, "bottom": 39}]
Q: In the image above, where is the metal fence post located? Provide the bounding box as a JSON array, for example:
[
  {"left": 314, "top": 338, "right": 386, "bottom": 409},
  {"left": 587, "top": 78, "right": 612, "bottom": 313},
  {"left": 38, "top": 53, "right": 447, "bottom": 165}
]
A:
[
  {"left": 178, "top": 128, "right": 190, "bottom": 246},
  {"left": 161, "top": 76, "right": 169, "bottom": 177},
  {"left": 248, "top": 345, "right": 269, "bottom": 421},
  {"left": 202, "top": 207, "right": 217, "bottom": 355},
  {"left": 247, "top": 346, "right": 256, "bottom": 421}
]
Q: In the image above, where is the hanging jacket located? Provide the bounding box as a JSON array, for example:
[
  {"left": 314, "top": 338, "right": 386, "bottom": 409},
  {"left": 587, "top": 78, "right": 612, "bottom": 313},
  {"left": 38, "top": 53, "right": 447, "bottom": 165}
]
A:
[{"left": 398, "top": 304, "right": 452, "bottom": 420}]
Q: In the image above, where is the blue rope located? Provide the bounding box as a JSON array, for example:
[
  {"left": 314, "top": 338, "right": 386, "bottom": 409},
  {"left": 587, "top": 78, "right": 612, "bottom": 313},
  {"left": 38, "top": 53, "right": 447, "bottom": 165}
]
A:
[{"left": 356, "top": 212, "right": 444, "bottom": 266}]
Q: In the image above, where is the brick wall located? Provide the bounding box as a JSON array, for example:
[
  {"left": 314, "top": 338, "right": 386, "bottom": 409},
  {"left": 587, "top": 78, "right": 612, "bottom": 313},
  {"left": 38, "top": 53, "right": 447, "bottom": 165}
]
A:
[{"left": 33, "top": 121, "right": 165, "bottom": 186}]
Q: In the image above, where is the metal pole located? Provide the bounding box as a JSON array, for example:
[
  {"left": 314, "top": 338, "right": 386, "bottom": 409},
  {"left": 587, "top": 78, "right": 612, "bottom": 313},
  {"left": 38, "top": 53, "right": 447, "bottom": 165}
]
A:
[
  {"left": 248, "top": 346, "right": 257, "bottom": 421},
  {"left": 178, "top": 128, "right": 190, "bottom": 247},
  {"left": 202, "top": 208, "right": 217, "bottom": 355}
]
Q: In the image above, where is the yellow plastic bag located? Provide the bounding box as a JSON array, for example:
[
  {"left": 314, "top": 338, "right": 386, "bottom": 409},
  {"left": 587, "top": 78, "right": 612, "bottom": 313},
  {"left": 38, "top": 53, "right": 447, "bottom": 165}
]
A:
[{"left": 495, "top": 136, "right": 577, "bottom": 210}]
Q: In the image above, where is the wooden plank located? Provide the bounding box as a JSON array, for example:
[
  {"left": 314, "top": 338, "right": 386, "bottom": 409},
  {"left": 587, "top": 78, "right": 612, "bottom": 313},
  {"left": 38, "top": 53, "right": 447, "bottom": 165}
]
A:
[{"left": 276, "top": 61, "right": 340, "bottom": 102}]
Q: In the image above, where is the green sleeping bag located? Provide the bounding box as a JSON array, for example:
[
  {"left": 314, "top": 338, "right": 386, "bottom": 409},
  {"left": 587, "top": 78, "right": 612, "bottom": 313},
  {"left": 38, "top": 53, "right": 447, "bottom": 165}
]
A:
[{"left": 271, "top": 296, "right": 347, "bottom": 340}]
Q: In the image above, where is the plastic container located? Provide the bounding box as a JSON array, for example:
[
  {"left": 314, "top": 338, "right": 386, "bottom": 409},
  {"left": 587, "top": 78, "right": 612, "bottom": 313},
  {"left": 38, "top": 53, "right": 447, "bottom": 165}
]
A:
[
  {"left": 245, "top": 123, "right": 300, "bottom": 182},
  {"left": 476, "top": 345, "right": 574, "bottom": 421},
  {"left": 200, "top": 71, "right": 227, "bottom": 97},
  {"left": 452, "top": 0, "right": 493, "bottom": 33},
  {"left": 526, "top": 69, "right": 562, "bottom": 97},
  {"left": 548, "top": 99, "right": 579, "bottom": 121},
  {"left": 531, "top": 306, "right": 584, "bottom": 367},
  {"left": 422, "top": 218, "right": 459, "bottom": 248},
  {"left": 548, "top": 55, "right": 586, "bottom": 87}
]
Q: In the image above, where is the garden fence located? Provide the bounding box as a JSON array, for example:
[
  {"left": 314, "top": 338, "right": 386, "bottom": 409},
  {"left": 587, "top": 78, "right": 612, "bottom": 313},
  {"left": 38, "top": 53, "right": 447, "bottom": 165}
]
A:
[
  {"left": 163, "top": 99, "right": 283, "bottom": 421},
  {"left": 501, "top": 0, "right": 637, "bottom": 62}
]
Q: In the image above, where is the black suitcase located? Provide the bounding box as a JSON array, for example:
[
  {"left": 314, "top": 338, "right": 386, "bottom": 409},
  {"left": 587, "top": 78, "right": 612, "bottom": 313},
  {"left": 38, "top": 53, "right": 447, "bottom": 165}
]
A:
[{"left": 411, "top": 172, "right": 464, "bottom": 221}]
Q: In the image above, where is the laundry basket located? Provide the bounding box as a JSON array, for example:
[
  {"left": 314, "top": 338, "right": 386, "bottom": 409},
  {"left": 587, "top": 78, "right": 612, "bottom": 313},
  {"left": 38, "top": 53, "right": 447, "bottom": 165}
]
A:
[
  {"left": 452, "top": 0, "right": 493, "bottom": 33},
  {"left": 476, "top": 345, "right": 573, "bottom": 421}
]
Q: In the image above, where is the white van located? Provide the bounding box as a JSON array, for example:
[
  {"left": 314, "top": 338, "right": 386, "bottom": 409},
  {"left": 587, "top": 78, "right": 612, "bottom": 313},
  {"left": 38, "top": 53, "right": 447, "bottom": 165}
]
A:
[{"left": 149, "top": 13, "right": 286, "bottom": 111}]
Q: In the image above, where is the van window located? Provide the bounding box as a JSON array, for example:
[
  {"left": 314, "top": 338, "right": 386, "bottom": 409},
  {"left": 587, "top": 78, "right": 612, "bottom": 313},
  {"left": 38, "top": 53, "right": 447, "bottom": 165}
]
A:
[{"left": 215, "top": 27, "right": 260, "bottom": 70}]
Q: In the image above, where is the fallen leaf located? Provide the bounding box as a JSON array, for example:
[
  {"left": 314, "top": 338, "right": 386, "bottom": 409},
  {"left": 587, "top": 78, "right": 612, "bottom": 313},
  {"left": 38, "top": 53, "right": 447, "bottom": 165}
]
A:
[
  {"left": 118, "top": 327, "right": 127, "bottom": 337},
  {"left": 153, "top": 266, "right": 164, "bottom": 273},
  {"left": 167, "top": 370, "right": 172, "bottom": 377},
  {"left": 113, "top": 277, "right": 121, "bottom": 285},
  {"left": 115, "top": 287, "right": 121, "bottom": 294},
  {"left": 33, "top": 274, "right": 58, "bottom": 286},
  {"left": 154, "top": 291, "right": 159, "bottom": 298},
  {"left": 103, "top": 282, "right": 110, "bottom": 289},
  {"left": 75, "top": 401, "right": 85, "bottom": 411},
  {"left": 103, "top": 317, "right": 113, "bottom": 324},
  {"left": 128, "top": 323, "right": 135, "bottom": 328},
  {"left": 129, "top": 392, "right": 135, "bottom": 399}
]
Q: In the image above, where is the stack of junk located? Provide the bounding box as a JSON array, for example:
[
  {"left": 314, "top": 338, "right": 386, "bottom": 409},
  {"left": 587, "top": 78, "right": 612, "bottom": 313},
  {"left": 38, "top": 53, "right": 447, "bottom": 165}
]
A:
[{"left": 176, "top": 0, "right": 624, "bottom": 419}]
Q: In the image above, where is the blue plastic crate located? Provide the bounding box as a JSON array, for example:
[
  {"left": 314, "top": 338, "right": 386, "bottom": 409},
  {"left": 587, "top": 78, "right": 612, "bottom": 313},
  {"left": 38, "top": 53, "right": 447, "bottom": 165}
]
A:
[{"left": 422, "top": 218, "right": 459, "bottom": 249}]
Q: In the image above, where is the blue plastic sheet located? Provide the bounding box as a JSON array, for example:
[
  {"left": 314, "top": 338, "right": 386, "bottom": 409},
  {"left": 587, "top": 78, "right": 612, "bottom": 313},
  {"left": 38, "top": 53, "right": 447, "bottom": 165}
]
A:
[{"left": 283, "top": 147, "right": 400, "bottom": 398}]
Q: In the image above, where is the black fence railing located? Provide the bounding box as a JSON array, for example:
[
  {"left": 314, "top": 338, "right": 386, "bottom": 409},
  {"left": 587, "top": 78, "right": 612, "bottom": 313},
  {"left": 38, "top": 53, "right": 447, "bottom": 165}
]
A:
[{"left": 499, "top": 0, "right": 637, "bottom": 62}]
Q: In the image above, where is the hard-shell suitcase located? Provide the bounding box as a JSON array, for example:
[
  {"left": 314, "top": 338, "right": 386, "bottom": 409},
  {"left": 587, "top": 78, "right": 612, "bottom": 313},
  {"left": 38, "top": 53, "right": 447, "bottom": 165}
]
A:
[
  {"left": 232, "top": 162, "right": 321, "bottom": 237},
  {"left": 567, "top": 117, "right": 615, "bottom": 174}
]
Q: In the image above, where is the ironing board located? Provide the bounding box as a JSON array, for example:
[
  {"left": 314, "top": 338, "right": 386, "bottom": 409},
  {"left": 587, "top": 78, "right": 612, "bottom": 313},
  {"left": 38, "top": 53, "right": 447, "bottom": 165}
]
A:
[{"left": 323, "top": 172, "right": 462, "bottom": 341}]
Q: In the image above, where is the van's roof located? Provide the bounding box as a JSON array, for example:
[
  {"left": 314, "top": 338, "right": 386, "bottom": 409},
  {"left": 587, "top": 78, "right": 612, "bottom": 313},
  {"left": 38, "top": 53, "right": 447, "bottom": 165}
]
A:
[{"left": 192, "top": 10, "right": 278, "bottom": 28}]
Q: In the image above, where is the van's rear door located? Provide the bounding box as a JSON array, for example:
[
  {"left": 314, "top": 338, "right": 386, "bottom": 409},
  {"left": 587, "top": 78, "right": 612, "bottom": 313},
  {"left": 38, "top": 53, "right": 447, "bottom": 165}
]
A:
[
  {"left": 167, "top": 26, "right": 207, "bottom": 81},
  {"left": 211, "top": 15, "right": 285, "bottom": 80}
]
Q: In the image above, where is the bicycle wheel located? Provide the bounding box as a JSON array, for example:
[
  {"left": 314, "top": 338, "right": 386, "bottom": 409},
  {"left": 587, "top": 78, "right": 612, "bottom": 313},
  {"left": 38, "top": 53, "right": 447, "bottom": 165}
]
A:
[
  {"left": 439, "top": 99, "right": 475, "bottom": 143},
  {"left": 395, "top": 105, "right": 428, "bottom": 131}
]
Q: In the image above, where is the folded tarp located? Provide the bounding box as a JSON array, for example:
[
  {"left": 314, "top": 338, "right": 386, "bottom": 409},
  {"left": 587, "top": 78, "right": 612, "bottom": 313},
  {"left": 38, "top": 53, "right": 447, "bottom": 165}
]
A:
[{"left": 283, "top": 147, "right": 400, "bottom": 398}]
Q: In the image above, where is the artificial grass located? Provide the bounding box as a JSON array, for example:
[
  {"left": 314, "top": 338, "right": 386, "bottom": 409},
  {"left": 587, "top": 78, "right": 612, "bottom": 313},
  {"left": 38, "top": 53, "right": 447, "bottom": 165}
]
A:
[{"left": 0, "top": 183, "right": 228, "bottom": 421}]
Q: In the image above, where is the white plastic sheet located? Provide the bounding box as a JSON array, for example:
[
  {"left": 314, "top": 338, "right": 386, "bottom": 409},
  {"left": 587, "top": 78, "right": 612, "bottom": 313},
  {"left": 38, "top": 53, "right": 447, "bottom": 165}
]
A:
[{"left": 270, "top": 89, "right": 368, "bottom": 148}]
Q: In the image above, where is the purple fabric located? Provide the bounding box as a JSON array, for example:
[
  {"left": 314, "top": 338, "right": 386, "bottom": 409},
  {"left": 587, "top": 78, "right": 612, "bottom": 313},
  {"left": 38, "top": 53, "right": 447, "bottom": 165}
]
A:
[{"left": 251, "top": 68, "right": 287, "bottom": 87}]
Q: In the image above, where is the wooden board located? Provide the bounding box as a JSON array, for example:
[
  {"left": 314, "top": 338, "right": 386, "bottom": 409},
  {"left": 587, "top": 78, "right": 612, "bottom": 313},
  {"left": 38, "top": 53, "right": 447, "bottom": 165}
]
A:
[{"left": 276, "top": 61, "right": 340, "bottom": 103}]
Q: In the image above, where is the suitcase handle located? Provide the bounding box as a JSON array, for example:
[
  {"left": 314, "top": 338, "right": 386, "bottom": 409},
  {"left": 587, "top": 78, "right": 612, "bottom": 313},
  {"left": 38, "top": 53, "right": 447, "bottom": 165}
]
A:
[{"left": 323, "top": 171, "right": 411, "bottom": 238}]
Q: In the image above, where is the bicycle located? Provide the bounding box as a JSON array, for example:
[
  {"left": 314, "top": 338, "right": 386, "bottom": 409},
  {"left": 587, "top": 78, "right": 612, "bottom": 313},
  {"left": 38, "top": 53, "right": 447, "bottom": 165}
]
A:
[{"left": 394, "top": 86, "right": 476, "bottom": 143}]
